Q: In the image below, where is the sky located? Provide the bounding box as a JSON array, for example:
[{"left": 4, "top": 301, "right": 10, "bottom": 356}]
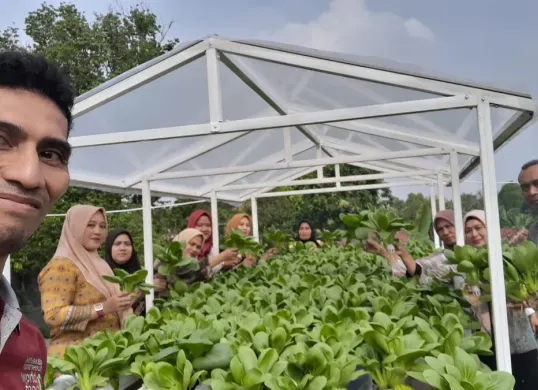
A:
[{"left": 1, "top": 0, "right": 537, "bottom": 200}]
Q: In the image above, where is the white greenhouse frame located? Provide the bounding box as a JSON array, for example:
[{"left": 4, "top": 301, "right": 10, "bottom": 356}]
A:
[{"left": 7, "top": 36, "right": 537, "bottom": 374}]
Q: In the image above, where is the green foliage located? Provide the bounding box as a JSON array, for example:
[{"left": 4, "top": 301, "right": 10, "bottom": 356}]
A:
[
  {"left": 47, "top": 242, "right": 506, "bottom": 389},
  {"left": 499, "top": 207, "right": 534, "bottom": 228},
  {"left": 341, "top": 208, "right": 414, "bottom": 246},
  {"left": 221, "top": 229, "right": 264, "bottom": 256},
  {"left": 408, "top": 348, "right": 514, "bottom": 390},
  {"left": 414, "top": 202, "right": 432, "bottom": 237},
  {"left": 153, "top": 241, "right": 200, "bottom": 277},
  {"left": 446, "top": 240, "right": 538, "bottom": 304},
  {"left": 22, "top": 2, "right": 179, "bottom": 94},
  {"left": 102, "top": 268, "right": 154, "bottom": 295}
]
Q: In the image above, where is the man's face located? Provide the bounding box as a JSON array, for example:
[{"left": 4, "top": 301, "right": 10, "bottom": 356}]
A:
[
  {"left": 519, "top": 164, "right": 538, "bottom": 209},
  {"left": 0, "top": 88, "right": 71, "bottom": 254}
]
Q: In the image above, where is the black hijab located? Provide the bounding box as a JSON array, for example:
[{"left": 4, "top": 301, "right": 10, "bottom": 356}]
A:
[
  {"left": 296, "top": 220, "right": 321, "bottom": 247},
  {"left": 104, "top": 227, "right": 141, "bottom": 274}
]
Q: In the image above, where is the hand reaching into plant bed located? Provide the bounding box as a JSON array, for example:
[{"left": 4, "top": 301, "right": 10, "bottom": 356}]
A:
[{"left": 363, "top": 232, "right": 401, "bottom": 265}]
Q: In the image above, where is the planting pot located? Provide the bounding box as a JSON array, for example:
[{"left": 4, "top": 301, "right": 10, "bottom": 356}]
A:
[
  {"left": 347, "top": 366, "right": 373, "bottom": 390},
  {"left": 46, "top": 375, "right": 76, "bottom": 390}
]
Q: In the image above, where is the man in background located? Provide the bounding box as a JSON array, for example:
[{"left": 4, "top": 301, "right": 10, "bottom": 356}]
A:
[
  {"left": 0, "top": 51, "right": 75, "bottom": 389},
  {"left": 518, "top": 159, "right": 538, "bottom": 245}
]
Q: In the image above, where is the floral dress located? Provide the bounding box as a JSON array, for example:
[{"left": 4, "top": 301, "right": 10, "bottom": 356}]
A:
[{"left": 38, "top": 257, "right": 122, "bottom": 357}]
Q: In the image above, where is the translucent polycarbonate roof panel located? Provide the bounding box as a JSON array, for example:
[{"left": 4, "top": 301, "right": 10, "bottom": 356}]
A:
[
  {"left": 223, "top": 53, "right": 441, "bottom": 112},
  {"left": 217, "top": 167, "right": 320, "bottom": 200},
  {"left": 219, "top": 61, "right": 282, "bottom": 121},
  {"left": 67, "top": 37, "right": 534, "bottom": 199},
  {"left": 164, "top": 127, "right": 313, "bottom": 173},
  {"left": 237, "top": 39, "right": 532, "bottom": 98},
  {"left": 71, "top": 56, "right": 210, "bottom": 137}
]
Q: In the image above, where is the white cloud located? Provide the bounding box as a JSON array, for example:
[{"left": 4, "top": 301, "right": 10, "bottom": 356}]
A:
[
  {"left": 404, "top": 18, "right": 435, "bottom": 42},
  {"left": 258, "top": 0, "right": 435, "bottom": 63}
]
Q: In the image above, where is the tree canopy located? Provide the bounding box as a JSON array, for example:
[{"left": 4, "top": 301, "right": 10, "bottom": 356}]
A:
[
  {"left": 1, "top": 3, "right": 392, "bottom": 277},
  {"left": 1, "top": 2, "right": 535, "bottom": 279}
]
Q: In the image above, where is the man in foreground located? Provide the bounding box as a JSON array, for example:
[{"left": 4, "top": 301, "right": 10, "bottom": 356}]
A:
[
  {"left": 519, "top": 159, "right": 538, "bottom": 245},
  {"left": 0, "top": 51, "right": 75, "bottom": 389}
]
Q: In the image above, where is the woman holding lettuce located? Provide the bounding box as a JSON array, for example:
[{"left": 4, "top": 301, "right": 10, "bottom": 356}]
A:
[{"left": 38, "top": 206, "right": 132, "bottom": 357}]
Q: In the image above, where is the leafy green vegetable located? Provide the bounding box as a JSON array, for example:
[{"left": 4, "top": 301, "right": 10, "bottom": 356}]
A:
[
  {"left": 48, "top": 210, "right": 515, "bottom": 390},
  {"left": 154, "top": 241, "right": 200, "bottom": 277},
  {"left": 340, "top": 208, "right": 414, "bottom": 247},
  {"left": 102, "top": 268, "right": 154, "bottom": 295},
  {"left": 221, "top": 228, "right": 264, "bottom": 257},
  {"left": 408, "top": 347, "right": 515, "bottom": 390}
]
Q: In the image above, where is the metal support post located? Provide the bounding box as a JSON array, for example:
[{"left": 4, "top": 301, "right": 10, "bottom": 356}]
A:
[
  {"left": 429, "top": 185, "right": 440, "bottom": 248},
  {"left": 251, "top": 197, "right": 259, "bottom": 241},
  {"left": 206, "top": 47, "right": 223, "bottom": 131},
  {"left": 141, "top": 180, "right": 154, "bottom": 311},
  {"left": 477, "top": 98, "right": 511, "bottom": 373},
  {"left": 317, "top": 146, "right": 323, "bottom": 179},
  {"left": 335, "top": 164, "right": 341, "bottom": 188},
  {"left": 450, "top": 151, "right": 464, "bottom": 245},
  {"left": 437, "top": 173, "right": 446, "bottom": 210},
  {"left": 211, "top": 192, "right": 220, "bottom": 251}
]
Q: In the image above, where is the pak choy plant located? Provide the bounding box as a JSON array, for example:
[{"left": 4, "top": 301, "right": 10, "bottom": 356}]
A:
[
  {"left": 448, "top": 242, "right": 537, "bottom": 303},
  {"left": 444, "top": 245, "right": 489, "bottom": 288},
  {"left": 154, "top": 241, "right": 200, "bottom": 278},
  {"left": 221, "top": 229, "right": 264, "bottom": 257},
  {"left": 207, "top": 346, "right": 291, "bottom": 390},
  {"left": 407, "top": 347, "right": 515, "bottom": 390},
  {"left": 318, "top": 229, "right": 343, "bottom": 248},
  {"left": 354, "top": 312, "right": 436, "bottom": 390},
  {"left": 141, "top": 350, "right": 208, "bottom": 390},
  {"left": 102, "top": 268, "right": 154, "bottom": 296},
  {"left": 506, "top": 241, "right": 538, "bottom": 301},
  {"left": 47, "top": 339, "right": 138, "bottom": 390},
  {"left": 264, "top": 228, "right": 293, "bottom": 254},
  {"left": 341, "top": 209, "right": 414, "bottom": 248}
]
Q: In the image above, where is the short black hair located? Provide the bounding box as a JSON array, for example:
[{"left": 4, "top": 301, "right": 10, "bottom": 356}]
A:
[
  {"left": 0, "top": 51, "right": 75, "bottom": 135},
  {"left": 521, "top": 159, "right": 538, "bottom": 171}
]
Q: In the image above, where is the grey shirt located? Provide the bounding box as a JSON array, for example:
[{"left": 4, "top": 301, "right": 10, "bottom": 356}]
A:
[{"left": 0, "top": 276, "right": 22, "bottom": 355}]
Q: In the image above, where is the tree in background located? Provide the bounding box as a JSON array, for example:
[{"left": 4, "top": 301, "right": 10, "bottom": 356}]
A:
[
  {"left": 1, "top": 2, "right": 394, "bottom": 319},
  {"left": 497, "top": 182, "right": 537, "bottom": 227},
  {"left": 240, "top": 165, "right": 391, "bottom": 235}
]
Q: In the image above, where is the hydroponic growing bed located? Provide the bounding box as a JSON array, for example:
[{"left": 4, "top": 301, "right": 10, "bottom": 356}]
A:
[{"left": 45, "top": 211, "right": 524, "bottom": 390}]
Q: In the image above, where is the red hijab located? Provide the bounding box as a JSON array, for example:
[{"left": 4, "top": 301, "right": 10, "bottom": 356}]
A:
[{"left": 187, "top": 209, "right": 213, "bottom": 260}]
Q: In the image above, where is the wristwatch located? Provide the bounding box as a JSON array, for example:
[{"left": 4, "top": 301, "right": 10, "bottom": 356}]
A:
[{"left": 94, "top": 303, "right": 105, "bottom": 318}]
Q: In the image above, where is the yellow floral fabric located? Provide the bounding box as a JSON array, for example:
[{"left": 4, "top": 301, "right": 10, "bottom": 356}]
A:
[{"left": 38, "top": 256, "right": 121, "bottom": 357}]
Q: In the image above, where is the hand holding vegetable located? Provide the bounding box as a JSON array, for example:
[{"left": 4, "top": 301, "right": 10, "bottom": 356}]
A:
[
  {"left": 220, "top": 248, "right": 240, "bottom": 268},
  {"left": 103, "top": 291, "right": 132, "bottom": 315},
  {"left": 242, "top": 254, "right": 256, "bottom": 266},
  {"left": 363, "top": 232, "right": 383, "bottom": 254}
]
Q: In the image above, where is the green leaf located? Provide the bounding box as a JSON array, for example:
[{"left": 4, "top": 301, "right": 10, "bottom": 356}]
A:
[
  {"left": 192, "top": 343, "right": 234, "bottom": 371},
  {"left": 154, "top": 362, "right": 181, "bottom": 388},
  {"left": 257, "top": 348, "right": 279, "bottom": 373},
  {"left": 237, "top": 346, "right": 258, "bottom": 372},
  {"left": 305, "top": 376, "right": 327, "bottom": 390}
]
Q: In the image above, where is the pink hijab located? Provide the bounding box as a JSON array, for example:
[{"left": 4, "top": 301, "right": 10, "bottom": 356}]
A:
[
  {"left": 54, "top": 205, "right": 130, "bottom": 324},
  {"left": 173, "top": 228, "right": 205, "bottom": 258}
]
